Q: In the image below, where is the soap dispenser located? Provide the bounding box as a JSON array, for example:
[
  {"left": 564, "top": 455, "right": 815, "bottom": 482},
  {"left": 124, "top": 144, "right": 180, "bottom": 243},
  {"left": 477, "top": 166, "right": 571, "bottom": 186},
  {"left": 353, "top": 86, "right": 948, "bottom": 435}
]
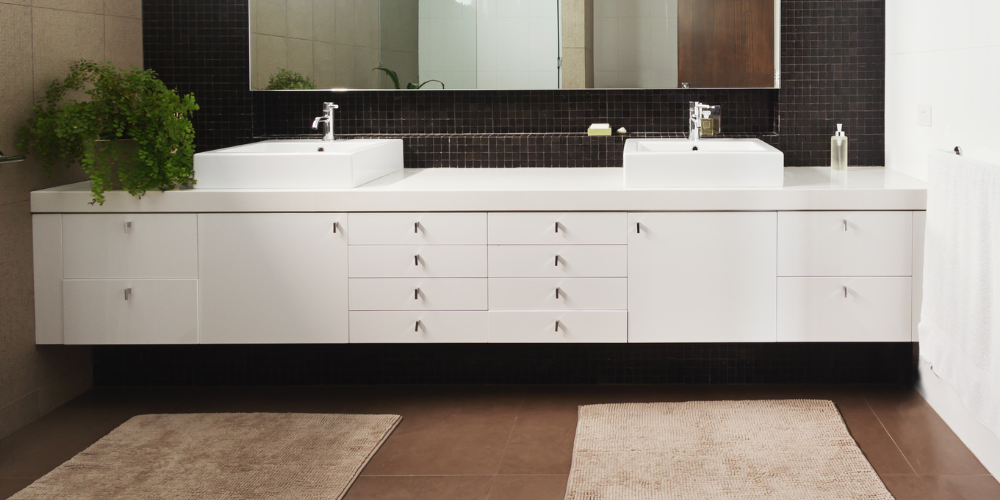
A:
[{"left": 831, "top": 124, "right": 848, "bottom": 171}]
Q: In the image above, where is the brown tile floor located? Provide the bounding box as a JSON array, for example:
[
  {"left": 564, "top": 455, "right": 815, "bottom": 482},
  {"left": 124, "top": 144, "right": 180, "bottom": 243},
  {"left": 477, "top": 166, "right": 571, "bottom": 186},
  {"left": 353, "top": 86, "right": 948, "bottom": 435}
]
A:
[{"left": 1, "top": 385, "right": 998, "bottom": 499}]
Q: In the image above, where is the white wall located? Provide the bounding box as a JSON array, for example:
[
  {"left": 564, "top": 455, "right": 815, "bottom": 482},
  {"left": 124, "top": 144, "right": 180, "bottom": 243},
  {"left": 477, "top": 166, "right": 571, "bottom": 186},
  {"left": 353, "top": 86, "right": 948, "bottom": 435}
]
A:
[
  {"left": 477, "top": 0, "right": 560, "bottom": 89},
  {"left": 418, "top": 0, "right": 478, "bottom": 89},
  {"left": 594, "top": 0, "right": 677, "bottom": 89},
  {"left": 885, "top": 0, "right": 1000, "bottom": 181}
]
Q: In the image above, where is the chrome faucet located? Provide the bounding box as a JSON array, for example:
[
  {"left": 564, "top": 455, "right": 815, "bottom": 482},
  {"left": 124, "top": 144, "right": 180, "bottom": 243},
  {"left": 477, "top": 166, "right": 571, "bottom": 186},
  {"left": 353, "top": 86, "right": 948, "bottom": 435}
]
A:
[
  {"left": 689, "top": 101, "right": 713, "bottom": 146},
  {"left": 311, "top": 102, "right": 339, "bottom": 141}
]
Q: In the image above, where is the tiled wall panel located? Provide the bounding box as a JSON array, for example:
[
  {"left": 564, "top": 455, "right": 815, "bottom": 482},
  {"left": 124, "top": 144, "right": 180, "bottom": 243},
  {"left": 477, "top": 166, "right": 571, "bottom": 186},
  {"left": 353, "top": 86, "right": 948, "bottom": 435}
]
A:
[{"left": 143, "top": 0, "right": 885, "bottom": 167}]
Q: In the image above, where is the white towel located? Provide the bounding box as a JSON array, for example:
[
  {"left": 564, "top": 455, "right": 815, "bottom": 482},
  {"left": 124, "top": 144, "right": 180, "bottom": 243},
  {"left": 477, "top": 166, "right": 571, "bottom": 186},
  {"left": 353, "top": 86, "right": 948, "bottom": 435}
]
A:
[{"left": 920, "top": 150, "right": 1000, "bottom": 438}]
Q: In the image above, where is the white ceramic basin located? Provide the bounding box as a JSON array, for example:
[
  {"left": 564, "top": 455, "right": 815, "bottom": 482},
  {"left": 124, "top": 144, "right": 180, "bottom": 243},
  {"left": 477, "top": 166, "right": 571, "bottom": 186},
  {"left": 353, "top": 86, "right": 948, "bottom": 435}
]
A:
[
  {"left": 193, "top": 139, "right": 404, "bottom": 189},
  {"left": 623, "top": 138, "right": 784, "bottom": 187}
]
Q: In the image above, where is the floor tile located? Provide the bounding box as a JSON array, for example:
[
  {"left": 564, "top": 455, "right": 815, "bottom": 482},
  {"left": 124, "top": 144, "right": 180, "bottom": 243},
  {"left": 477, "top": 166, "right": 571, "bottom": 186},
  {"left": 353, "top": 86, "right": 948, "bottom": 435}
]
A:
[
  {"left": 344, "top": 475, "right": 493, "bottom": 500},
  {"left": 0, "top": 478, "right": 34, "bottom": 500},
  {"left": 836, "top": 399, "right": 915, "bottom": 475},
  {"left": 488, "top": 475, "right": 568, "bottom": 500},
  {"left": 920, "top": 474, "right": 1000, "bottom": 500},
  {"left": 497, "top": 401, "right": 577, "bottom": 474},
  {"left": 352, "top": 392, "right": 520, "bottom": 476},
  {"left": 865, "top": 390, "right": 989, "bottom": 475},
  {"left": 880, "top": 474, "right": 932, "bottom": 500}
]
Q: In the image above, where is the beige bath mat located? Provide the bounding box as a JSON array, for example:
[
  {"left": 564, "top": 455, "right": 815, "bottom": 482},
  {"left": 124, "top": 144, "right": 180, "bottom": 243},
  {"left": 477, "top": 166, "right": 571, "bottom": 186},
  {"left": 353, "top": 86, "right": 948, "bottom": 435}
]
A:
[
  {"left": 11, "top": 412, "right": 401, "bottom": 500},
  {"left": 566, "top": 400, "right": 893, "bottom": 499}
]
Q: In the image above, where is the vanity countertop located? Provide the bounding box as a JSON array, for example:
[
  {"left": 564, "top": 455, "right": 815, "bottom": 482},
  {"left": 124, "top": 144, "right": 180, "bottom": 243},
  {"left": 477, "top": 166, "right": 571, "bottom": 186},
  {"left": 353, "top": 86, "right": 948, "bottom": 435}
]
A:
[{"left": 30, "top": 167, "right": 927, "bottom": 213}]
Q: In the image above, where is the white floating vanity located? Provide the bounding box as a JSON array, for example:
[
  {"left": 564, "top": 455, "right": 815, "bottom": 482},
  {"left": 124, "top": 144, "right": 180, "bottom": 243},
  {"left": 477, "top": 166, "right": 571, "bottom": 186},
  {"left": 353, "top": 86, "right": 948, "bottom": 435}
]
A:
[{"left": 31, "top": 167, "right": 927, "bottom": 346}]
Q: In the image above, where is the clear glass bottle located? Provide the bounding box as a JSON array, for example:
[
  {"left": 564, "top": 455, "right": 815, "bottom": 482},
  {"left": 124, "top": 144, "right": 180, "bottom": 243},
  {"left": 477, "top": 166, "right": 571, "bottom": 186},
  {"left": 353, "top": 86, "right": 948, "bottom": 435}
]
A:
[{"left": 831, "top": 124, "right": 848, "bottom": 171}]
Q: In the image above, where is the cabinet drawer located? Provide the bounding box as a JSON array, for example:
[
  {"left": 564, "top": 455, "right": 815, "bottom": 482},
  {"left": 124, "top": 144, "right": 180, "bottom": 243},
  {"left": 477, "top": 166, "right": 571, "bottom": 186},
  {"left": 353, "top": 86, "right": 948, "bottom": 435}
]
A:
[
  {"left": 488, "top": 311, "right": 627, "bottom": 343},
  {"left": 349, "top": 213, "right": 486, "bottom": 245},
  {"left": 63, "top": 279, "right": 198, "bottom": 344},
  {"left": 350, "top": 311, "right": 487, "bottom": 343},
  {"left": 778, "top": 211, "right": 913, "bottom": 277},
  {"left": 488, "top": 245, "right": 627, "bottom": 277},
  {"left": 349, "top": 245, "right": 487, "bottom": 277},
  {"left": 349, "top": 278, "right": 487, "bottom": 310},
  {"left": 777, "top": 277, "right": 912, "bottom": 342},
  {"left": 63, "top": 214, "right": 198, "bottom": 279},
  {"left": 488, "top": 212, "right": 627, "bottom": 244},
  {"left": 489, "top": 278, "right": 627, "bottom": 310}
]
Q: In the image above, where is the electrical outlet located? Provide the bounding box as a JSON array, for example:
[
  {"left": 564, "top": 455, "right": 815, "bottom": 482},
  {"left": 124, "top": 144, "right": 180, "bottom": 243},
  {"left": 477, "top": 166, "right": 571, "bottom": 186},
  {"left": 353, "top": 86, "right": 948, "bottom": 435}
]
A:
[{"left": 917, "top": 104, "right": 932, "bottom": 127}]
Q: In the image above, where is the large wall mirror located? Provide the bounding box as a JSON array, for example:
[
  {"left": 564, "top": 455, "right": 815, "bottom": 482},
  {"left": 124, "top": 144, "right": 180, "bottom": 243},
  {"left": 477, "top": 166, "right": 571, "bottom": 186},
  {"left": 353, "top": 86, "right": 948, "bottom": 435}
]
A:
[{"left": 249, "top": 0, "right": 779, "bottom": 90}]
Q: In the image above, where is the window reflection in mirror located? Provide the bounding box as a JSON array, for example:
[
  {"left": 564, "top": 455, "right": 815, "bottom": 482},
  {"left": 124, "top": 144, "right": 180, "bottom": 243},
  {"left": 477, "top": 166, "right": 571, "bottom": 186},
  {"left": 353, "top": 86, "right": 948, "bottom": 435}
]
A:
[{"left": 249, "top": 0, "right": 779, "bottom": 90}]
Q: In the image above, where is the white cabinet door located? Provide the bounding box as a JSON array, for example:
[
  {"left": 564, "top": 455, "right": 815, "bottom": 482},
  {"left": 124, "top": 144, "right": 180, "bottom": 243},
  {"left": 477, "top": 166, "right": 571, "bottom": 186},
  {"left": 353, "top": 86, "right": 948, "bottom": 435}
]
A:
[
  {"left": 777, "top": 211, "right": 913, "bottom": 277},
  {"left": 628, "top": 212, "right": 777, "bottom": 342},
  {"left": 63, "top": 279, "right": 198, "bottom": 344},
  {"left": 777, "top": 277, "right": 912, "bottom": 342},
  {"left": 198, "top": 213, "right": 348, "bottom": 344},
  {"left": 488, "top": 212, "right": 628, "bottom": 244},
  {"left": 488, "top": 311, "right": 628, "bottom": 343},
  {"left": 63, "top": 214, "right": 198, "bottom": 278},
  {"left": 350, "top": 311, "right": 488, "bottom": 343},
  {"left": 488, "top": 245, "right": 628, "bottom": 277}
]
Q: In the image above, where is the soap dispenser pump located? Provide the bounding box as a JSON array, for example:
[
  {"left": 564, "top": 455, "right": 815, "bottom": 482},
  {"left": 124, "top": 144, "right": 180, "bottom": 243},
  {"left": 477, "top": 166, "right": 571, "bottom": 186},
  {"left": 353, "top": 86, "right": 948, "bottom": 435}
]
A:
[{"left": 831, "top": 124, "right": 848, "bottom": 171}]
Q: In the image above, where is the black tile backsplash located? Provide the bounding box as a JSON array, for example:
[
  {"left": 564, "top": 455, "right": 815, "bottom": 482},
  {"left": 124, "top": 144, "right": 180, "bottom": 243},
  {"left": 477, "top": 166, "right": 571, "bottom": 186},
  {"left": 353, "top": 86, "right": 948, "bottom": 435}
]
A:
[
  {"left": 94, "top": 343, "right": 915, "bottom": 386},
  {"left": 143, "top": 0, "right": 885, "bottom": 167}
]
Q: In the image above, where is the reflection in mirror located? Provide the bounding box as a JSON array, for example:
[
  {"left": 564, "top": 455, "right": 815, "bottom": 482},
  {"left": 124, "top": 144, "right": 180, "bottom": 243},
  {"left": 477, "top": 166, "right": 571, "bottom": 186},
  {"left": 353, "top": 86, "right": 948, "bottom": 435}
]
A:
[{"left": 250, "top": 0, "right": 778, "bottom": 91}]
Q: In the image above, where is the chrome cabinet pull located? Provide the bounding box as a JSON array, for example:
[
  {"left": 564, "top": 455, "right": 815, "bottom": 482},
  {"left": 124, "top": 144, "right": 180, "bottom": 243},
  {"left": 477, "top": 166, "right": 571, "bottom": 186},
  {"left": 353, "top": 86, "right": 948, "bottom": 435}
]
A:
[
  {"left": 555, "top": 320, "right": 560, "bottom": 332},
  {"left": 556, "top": 287, "right": 561, "bottom": 299},
  {"left": 415, "top": 320, "right": 421, "bottom": 332},
  {"left": 414, "top": 222, "right": 420, "bottom": 234},
  {"left": 124, "top": 221, "right": 132, "bottom": 233},
  {"left": 843, "top": 286, "right": 848, "bottom": 298},
  {"left": 414, "top": 288, "right": 420, "bottom": 300},
  {"left": 414, "top": 254, "right": 420, "bottom": 266},
  {"left": 554, "top": 255, "right": 560, "bottom": 266},
  {"left": 554, "top": 222, "right": 560, "bottom": 233},
  {"left": 636, "top": 222, "right": 640, "bottom": 234},
  {"left": 333, "top": 222, "right": 338, "bottom": 233},
  {"left": 843, "top": 219, "right": 848, "bottom": 231},
  {"left": 124, "top": 288, "right": 132, "bottom": 300}
]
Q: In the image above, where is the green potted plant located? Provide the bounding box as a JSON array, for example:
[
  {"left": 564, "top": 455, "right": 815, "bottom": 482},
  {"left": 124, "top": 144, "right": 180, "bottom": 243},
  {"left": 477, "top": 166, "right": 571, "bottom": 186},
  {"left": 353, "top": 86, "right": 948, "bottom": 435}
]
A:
[
  {"left": 17, "top": 60, "right": 199, "bottom": 205},
  {"left": 263, "top": 68, "right": 316, "bottom": 90}
]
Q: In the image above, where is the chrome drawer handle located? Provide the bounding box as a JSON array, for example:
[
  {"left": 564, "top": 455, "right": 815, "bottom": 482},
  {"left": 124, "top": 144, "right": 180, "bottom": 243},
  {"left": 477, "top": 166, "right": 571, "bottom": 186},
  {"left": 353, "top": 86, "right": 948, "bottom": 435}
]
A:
[
  {"left": 637, "top": 222, "right": 640, "bottom": 234},
  {"left": 124, "top": 221, "right": 132, "bottom": 234},
  {"left": 333, "top": 222, "right": 338, "bottom": 233},
  {"left": 124, "top": 288, "right": 132, "bottom": 300},
  {"left": 415, "top": 254, "right": 420, "bottom": 266},
  {"left": 414, "top": 222, "right": 420, "bottom": 233},
  {"left": 554, "top": 255, "right": 560, "bottom": 266},
  {"left": 555, "top": 222, "right": 560, "bottom": 233},
  {"left": 555, "top": 320, "right": 560, "bottom": 332},
  {"left": 843, "top": 286, "right": 848, "bottom": 298},
  {"left": 415, "top": 320, "right": 421, "bottom": 332},
  {"left": 843, "top": 219, "right": 848, "bottom": 231},
  {"left": 556, "top": 287, "right": 561, "bottom": 299},
  {"left": 414, "top": 288, "right": 420, "bottom": 300}
]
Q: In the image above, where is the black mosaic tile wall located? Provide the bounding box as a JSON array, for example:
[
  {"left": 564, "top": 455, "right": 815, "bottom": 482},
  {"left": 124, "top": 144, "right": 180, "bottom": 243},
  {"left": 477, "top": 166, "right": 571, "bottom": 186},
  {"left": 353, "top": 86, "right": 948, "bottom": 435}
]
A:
[
  {"left": 143, "top": 0, "right": 885, "bottom": 167},
  {"left": 94, "top": 343, "right": 916, "bottom": 386}
]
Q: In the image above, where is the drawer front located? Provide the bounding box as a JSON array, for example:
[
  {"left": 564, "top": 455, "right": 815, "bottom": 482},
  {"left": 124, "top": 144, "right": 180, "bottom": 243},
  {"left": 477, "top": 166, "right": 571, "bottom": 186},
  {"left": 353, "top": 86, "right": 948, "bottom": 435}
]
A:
[
  {"left": 349, "top": 278, "right": 488, "bottom": 310},
  {"left": 488, "top": 245, "right": 628, "bottom": 278},
  {"left": 63, "top": 214, "right": 198, "bottom": 279},
  {"left": 778, "top": 211, "right": 913, "bottom": 277},
  {"left": 349, "top": 245, "right": 487, "bottom": 277},
  {"left": 488, "top": 311, "right": 627, "bottom": 343},
  {"left": 350, "top": 311, "right": 488, "bottom": 343},
  {"left": 777, "top": 277, "right": 912, "bottom": 342},
  {"left": 349, "top": 213, "right": 486, "bottom": 245},
  {"left": 63, "top": 279, "right": 198, "bottom": 344},
  {"left": 488, "top": 212, "right": 627, "bottom": 244},
  {"left": 489, "top": 278, "right": 627, "bottom": 310}
]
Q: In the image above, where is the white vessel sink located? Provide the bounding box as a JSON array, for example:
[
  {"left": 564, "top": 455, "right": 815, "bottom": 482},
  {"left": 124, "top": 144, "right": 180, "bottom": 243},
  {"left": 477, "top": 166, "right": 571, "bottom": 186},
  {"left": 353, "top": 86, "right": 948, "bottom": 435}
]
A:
[
  {"left": 623, "top": 138, "right": 784, "bottom": 188},
  {"left": 193, "top": 139, "right": 404, "bottom": 189}
]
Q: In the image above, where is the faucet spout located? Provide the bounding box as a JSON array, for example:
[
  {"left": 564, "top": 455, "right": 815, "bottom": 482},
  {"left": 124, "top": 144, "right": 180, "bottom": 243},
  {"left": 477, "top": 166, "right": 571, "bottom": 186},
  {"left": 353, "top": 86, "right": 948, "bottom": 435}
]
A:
[{"left": 311, "top": 102, "right": 340, "bottom": 141}]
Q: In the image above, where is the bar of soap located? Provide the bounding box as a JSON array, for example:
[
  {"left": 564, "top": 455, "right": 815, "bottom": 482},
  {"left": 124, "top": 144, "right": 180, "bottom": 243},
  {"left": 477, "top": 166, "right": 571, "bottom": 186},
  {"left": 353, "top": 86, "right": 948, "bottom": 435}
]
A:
[{"left": 588, "top": 123, "right": 611, "bottom": 136}]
